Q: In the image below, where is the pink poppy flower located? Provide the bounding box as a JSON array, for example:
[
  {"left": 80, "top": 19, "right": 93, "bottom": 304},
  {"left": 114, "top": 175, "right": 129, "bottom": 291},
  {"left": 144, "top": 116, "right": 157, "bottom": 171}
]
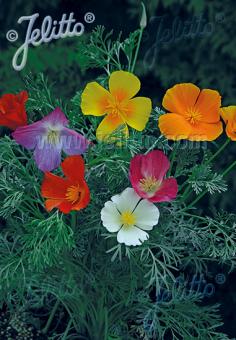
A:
[
  {"left": 12, "top": 107, "right": 89, "bottom": 172},
  {"left": 129, "top": 150, "right": 178, "bottom": 203}
]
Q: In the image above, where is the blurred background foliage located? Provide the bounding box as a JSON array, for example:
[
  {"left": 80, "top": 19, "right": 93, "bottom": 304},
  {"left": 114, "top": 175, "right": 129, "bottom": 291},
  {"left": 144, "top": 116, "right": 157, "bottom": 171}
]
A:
[{"left": 0, "top": 0, "right": 236, "bottom": 337}]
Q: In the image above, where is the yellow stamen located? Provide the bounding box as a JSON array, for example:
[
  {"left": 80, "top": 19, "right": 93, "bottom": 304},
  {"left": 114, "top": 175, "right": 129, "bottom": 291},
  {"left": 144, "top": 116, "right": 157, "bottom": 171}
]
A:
[
  {"left": 139, "top": 176, "right": 161, "bottom": 194},
  {"left": 121, "top": 210, "right": 136, "bottom": 226},
  {"left": 47, "top": 129, "right": 60, "bottom": 144},
  {"left": 185, "top": 108, "right": 202, "bottom": 124},
  {"left": 65, "top": 185, "right": 81, "bottom": 204}
]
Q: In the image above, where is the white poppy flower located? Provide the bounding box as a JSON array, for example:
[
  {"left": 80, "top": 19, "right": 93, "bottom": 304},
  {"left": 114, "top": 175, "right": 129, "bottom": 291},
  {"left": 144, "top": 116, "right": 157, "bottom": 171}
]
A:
[{"left": 101, "top": 188, "right": 160, "bottom": 246}]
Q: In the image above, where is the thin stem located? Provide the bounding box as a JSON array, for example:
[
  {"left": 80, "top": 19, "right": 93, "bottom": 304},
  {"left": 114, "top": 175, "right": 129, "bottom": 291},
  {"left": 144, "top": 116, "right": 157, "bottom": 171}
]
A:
[
  {"left": 168, "top": 147, "right": 177, "bottom": 176},
  {"left": 207, "top": 138, "right": 230, "bottom": 164},
  {"left": 62, "top": 318, "right": 73, "bottom": 340},
  {"left": 182, "top": 159, "right": 236, "bottom": 212},
  {"left": 42, "top": 299, "right": 60, "bottom": 334},
  {"left": 71, "top": 211, "right": 77, "bottom": 230},
  {"left": 131, "top": 27, "right": 144, "bottom": 73}
]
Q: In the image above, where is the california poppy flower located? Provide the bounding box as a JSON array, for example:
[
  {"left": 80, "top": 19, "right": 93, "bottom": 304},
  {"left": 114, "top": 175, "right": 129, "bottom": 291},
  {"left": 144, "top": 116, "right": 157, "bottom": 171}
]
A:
[
  {"left": 12, "top": 107, "right": 89, "bottom": 172},
  {"left": 81, "top": 70, "right": 152, "bottom": 142},
  {"left": 41, "top": 155, "right": 90, "bottom": 214},
  {"left": 158, "top": 83, "right": 223, "bottom": 141},
  {"left": 0, "top": 91, "right": 28, "bottom": 130},
  {"left": 129, "top": 150, "right": 178, "bottom": 202},
  {"left": 220, "top": 106, "right": 236, "bottom": 141}
]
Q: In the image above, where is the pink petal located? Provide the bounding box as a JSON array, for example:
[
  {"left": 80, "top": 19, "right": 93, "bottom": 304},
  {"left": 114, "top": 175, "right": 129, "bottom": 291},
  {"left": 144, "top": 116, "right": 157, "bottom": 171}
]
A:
[
  {"left": 129, "top": 154, "right": 144, "bottom": 188},
  {"left": 34, "top": 144, "right": 62, "bottom": 172},
  {"left": 12, "top": 121, "right": 45, "bottom": 149},
  {"left": 149, "top": 178, "right": 178, "bottom": 203},
  {"left": 61, "top": 127, "right": 90, "bottom": 155},
  {"left": 41, "top": 107, "right": 68, "bottom": 126},
  {"left": 142, "top": 150, "right": 170, "bottom": 180}
]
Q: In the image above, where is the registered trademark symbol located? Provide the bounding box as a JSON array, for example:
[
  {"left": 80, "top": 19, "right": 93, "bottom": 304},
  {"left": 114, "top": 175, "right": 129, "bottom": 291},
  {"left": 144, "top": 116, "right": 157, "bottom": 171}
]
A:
[
  {"left": 84, "top": 12, "right": 95, "bottom": 24},
  {"left": 6, "top": 29, "right": 18, "bottom": 42},
  {"left": 215, "top": 273, "right": 226, "bottom": 285}
]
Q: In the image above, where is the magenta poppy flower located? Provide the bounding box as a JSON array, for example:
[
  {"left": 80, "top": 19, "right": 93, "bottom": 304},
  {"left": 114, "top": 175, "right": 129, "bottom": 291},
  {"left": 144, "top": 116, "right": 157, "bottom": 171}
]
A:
[
  {"left": 129, "top": 150, "right": 178, "bottom": 203},
  {"left": 12, "top": 107, "right": 89, "bottom": 172}
]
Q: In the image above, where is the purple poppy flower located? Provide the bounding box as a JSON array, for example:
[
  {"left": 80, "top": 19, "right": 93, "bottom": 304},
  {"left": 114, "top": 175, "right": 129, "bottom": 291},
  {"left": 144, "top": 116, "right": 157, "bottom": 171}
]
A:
[{"left": 12, "top": 107, "right": 90, "bottom": 172}]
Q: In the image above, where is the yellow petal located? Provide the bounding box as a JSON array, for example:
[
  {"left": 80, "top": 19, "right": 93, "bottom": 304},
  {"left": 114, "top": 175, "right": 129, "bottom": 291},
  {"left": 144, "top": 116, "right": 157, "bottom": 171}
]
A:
[
  {"left": 109, "top": 71, "right": 141, "bottom": 100},
  {"left": 162, "top": 83, "right": 200, "bottom": 115},
  {"left": 81, "top": 82, "right": 112, "bottom": 116},
  {"left": 96, "top": 114, "right": 128, "bottom": 142},
  {"left": 123, "top": 97, "right": 152, "bottom": 131}
]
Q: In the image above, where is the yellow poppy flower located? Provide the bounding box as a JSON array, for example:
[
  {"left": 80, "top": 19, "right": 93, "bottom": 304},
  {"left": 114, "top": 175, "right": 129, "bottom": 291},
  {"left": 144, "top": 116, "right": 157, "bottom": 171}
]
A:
[
  {"left": 220, "top": 106, "right": 236, "bottom": 140},
  {"left": 81, "top": 71, "right": 152, "bottom": 142}
]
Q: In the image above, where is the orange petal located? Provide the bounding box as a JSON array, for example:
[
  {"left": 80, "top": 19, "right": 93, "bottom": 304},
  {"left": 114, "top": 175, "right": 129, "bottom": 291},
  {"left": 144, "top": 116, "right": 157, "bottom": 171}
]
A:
[
  {"left": 72, "top": 181, "right": 90, "bottom": 211},
  {"left": 61, "top": 155, "right": 85, "bottom": 182},
  {"left": 81, "top": 82, "right": 112, "bottom": 116},
  {"left": 45, "top": 199, "right": 64, "bottom": 212},
  {"left": 162, "top": 83, "right": 200, "bottom": 115},
  {"left": 188, "top": 121, "right": 223, "bottom": 141},
  {"left": 58, "top": 201, "right": 73, "bottom": 214},
  {"left": 220, "top": 106, "right": 236, "bottom": 124},
  {"left": 41, "top": 172, "right": 68, "bottom": 199},
  {"left": 109, "top": 71, "right": 141, "bottom": 100},
  {"left": 123, "top": 97, "right": 152, "bottom": 131},
  {"left": 96, "top": 113, "right": 128, "bottom": 142},
  {"left": 158, "top": 113, "right": 192, "bottom": 140},
  {"left": 195, "top": 89, "right": 221, "bottom": 123}
]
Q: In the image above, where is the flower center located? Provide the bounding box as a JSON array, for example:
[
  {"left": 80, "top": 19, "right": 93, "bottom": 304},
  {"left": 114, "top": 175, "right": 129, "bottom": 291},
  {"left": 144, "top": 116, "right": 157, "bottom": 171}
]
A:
[
  {"left": 139, "top": 176, "right": 161, "bottom": 194},
  {"left": 185, "top": 107, "right": 202, "bottom": 124},
  {"left": 65, "top": 185, "right": 81, "bottom": 204},
  {"left": 121, "top": 210, "right": 136, "bottom": 226},
  {"left": 47, "top": 128, "right": 60, "bottom": 144}
]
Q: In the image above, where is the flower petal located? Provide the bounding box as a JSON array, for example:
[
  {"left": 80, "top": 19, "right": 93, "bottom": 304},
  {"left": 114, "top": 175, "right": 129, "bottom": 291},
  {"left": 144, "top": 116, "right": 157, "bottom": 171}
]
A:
[
  {"left": 162, "top": 83, "right": 200, "bottom": 115},
  {"left": 123, "top": 97, "right": 152, "bottom": 131},
  {"left": 134, "top": 199, "right": 160, "bottom": 226},
  {"left": 109, "top": 71, "right": 141, "bottom": 100},
  {"left": 42, "top": 107, "right": 68, "bottom": 126},
  {"left": 58, "top": 201, "right": 73, "bottom": 214},
  {"left": 158, "top": 113, "right": 192, "bottom": 140},
  {"left": 72, "top": 181, "right": 90, "bottom": 211},
  {"left": 117, "top": 225, "right": 149, "bottom": 246},
  {"left": 220, "top": 106, "right": 236, "bottom": 141},
  {"left": 194, "top": 89, "right": 221, "bottom": 123},
  {"left": 96, "top": 114, "right": 128, "bottom": 142},
  {"left": 101, "top": 201, "right": 122, "bottom": 232},
  {"left": 150, "top": 178, "right": 178, "bottom": 203},
  {"left": 81, "top": 82, "right": 112, "bottom": 116},
  {"left": 191, "top": 121, "right": 223, "bottom": 141},
  {"left": 34, "top": 144, "right": 62, "bottom": 172},
  {"left": 41, "top": 172, "right": 69, "bottom": 199},
  {"left": 12, "top": 121, "right": 45, "bottom": 149},
  {"left": 144, "top": 150, "right": 170, "bottom": 180},
  {"left": 61, "top": 128, "right": 89, "bottom": 155},
  {"left": 45, "top": 199, "right": 64, "bottom": 212},
  {"left": 61, "top": 155, "right": 85, "bottom": 181},
  {"left": 111, "top": 188, "right": 141, "bottom": 213}
]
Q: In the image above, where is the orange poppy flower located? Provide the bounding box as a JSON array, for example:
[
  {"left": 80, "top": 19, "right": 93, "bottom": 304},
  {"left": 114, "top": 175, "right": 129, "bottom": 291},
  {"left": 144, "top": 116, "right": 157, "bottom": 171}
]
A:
[
  {"left": 81, "top": 70, "right": 152, "bottom": 142},
  {"left": 41, "top": 155, "right": 90, "bottom": 214},
  {"left": 220, "top": 106, "right": 236, "bottom": 141},
  {"left": 158, "top": 83, "right": 223, "bottom": 141},
  {"left": 0, "top": 91, "right": 28, "bottom": 130}
]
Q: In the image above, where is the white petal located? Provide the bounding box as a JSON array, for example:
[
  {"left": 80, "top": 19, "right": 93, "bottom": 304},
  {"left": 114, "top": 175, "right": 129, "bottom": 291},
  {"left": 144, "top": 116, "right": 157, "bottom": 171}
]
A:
[
  {"left": 101, "top": 201, "right": 122, "bottom": 232},
  {"left": 134, "top": 199, "right": 160, "bottom": 226},
  {"left": 111, "top": 188, "right": 141, "bottom": 213},
  {"left": 135, "top": 224, "right": 154, "bottom": 231},
  {"left": 117, "top": 225, "right": 149, "bottom": 246}
]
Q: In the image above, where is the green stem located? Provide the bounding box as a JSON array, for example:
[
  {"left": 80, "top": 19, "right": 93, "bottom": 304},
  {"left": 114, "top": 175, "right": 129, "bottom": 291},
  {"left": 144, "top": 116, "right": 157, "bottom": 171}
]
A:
[
  {"left": 182, "top": 159, "right": 236, "bottom": 212},
  {"left": 62, "top": 318, "right": 73, "bottom": 340},
  {"left": 131, "top": 27, "right": 144, "bottom": 73},
  {"left": 168, "top": 147, "right": 177, "bottom": 176},
  {"left": 71, "top": 211, "right": 77, "bottom": 230},
  {"left": 42, "top": 299, "right": 60, "bottom": 334},
  {"left": 207, "top": 138, "right": 230, "bottom": 164}
]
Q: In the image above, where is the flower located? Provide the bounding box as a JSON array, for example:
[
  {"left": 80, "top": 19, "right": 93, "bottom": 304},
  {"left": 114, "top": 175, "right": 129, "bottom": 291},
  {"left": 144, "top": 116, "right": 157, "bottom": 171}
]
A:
[
  {"left": 101, "top": 188, "right": 159, "bottom": 246},
  {"left": 129, "top": 150, "right": 178, "bottom": 202},
  {"left": 81, "top": 70, "right": 152, "bottom": 142},
  {"left": 220, "top": 106, "right": 236, "bottom": 140},
  {"left": 41, "top": 155, "right": 90, "bottom": 213},
  {"left": 12, "top": 107, "right": 90, "bottom": 172},
  {"left": 158, "top": 83, "right": 223, "bottom": 141},
  {"left": 0, "top": 91, "right": 28, "bottom": 130}
]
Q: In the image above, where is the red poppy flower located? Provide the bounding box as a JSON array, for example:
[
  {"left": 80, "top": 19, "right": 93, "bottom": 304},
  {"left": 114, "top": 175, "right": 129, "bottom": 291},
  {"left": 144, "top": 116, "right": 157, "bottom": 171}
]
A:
[
  {"left": 41, "top": 155, "right": 90, "bottom": 214},
  {"left": 129, "top": 150, "right": 178, "bottom": 203},
  {"left": 0, "top": 91, "right": 28, "bottom": 130}
]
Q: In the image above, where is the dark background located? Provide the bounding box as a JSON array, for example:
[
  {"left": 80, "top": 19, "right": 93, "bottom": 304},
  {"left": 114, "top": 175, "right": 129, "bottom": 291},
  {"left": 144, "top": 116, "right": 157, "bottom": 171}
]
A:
[{"left": 0, "top": 0, "right": 236, "bottom": 337}]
